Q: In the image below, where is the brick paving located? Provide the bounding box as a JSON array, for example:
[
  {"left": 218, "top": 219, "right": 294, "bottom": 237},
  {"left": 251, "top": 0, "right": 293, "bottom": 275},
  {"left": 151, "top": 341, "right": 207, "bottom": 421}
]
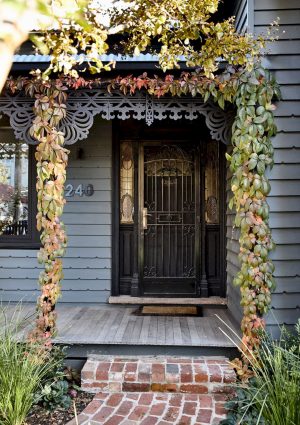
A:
[
  {"left": 67, "top": 356, "right": 235, "bottom": 425},
  {"left": 67, "top": 392, "right": 229, "bottom": 425}
]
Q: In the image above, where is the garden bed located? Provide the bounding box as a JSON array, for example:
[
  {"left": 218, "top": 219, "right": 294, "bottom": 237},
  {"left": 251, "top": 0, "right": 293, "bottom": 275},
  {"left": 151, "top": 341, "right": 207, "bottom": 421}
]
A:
[{"left": 26, "top": 392, "right": 94, "bottom": 425}]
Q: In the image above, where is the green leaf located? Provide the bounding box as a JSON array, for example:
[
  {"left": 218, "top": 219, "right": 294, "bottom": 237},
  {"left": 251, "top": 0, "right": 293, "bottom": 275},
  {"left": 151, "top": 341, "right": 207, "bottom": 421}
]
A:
[{"left": 248, "top": 158, "right": 257, "bottom": 170}]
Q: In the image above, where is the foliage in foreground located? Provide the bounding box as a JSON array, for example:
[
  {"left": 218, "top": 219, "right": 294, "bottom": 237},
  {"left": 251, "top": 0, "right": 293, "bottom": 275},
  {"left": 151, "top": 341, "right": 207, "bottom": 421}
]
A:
[
  {"left": 0, "top": 307, "right": 58, "bottom": 425},
  {"left": 221, "top": 320, "right": 300, "bottom": 425},
  {"left": 35, "top": 345, "right": 80, "bottom": 411}
]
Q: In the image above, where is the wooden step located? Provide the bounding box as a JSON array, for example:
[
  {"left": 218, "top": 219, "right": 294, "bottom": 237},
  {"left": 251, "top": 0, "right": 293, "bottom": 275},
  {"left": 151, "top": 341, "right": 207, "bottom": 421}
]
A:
[{"left": 108, "top": 296, "right": 227, "bottom": 306}]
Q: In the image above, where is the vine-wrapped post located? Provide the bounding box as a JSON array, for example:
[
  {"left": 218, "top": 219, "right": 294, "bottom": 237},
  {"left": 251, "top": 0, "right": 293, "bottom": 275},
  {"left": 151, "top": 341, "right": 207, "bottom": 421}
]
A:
[
  {"left": 28, "top": 80, "right": 69, "bottom": 347},
  {"left": 227, "top": 66, "right": 279, "bottom": 366}
]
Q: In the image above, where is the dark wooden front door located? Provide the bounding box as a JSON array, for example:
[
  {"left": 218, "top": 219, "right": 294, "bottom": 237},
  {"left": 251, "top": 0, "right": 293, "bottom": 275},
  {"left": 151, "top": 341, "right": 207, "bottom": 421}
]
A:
[
  {"left": 140, "top": 142, "right": 200, "bottom": 295},
  {"left": 114, "top": 119, "right": 226, "bottom": 298}
]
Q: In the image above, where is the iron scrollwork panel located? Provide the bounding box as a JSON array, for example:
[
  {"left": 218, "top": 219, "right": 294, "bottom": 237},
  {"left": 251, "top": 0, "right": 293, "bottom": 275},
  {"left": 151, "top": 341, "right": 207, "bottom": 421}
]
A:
[{"left": 143, "top": 144, "right": 196, "bottom": 279}]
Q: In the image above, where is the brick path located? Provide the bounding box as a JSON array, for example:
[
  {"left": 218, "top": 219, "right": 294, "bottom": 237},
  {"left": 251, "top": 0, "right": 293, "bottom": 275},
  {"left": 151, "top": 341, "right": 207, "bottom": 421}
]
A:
[
  {"left": 67, "top": 356, "right": 234, "bottom": 425},
  {"left": 68, "top": 392, "right": 228, "bottom": 425}
]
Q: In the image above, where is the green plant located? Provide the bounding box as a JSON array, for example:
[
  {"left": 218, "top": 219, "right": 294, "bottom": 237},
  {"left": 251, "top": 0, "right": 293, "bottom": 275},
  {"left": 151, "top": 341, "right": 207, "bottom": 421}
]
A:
[
  {"left": 34, "top": 345, "right": 80, "bottom": 411},
  {"left": 0, "top": 306, "right": 59, "bottom": 425},
  {"left": 220, "top": 320, "right": 300, "bottom": 425},
  {"left": 38, "top": 380, "right": 71, "bottom": 411}
]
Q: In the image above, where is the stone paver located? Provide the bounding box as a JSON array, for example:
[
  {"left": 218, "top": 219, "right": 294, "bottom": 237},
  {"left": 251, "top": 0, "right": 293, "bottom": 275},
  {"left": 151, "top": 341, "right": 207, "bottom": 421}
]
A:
[{"left": 67, "top": 392, "right": 229, "bottom": 425}]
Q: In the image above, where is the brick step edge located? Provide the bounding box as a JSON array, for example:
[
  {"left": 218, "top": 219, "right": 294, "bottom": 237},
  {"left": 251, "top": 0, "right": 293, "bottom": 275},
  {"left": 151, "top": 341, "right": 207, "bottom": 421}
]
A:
[
  {"left": 81, "top": 356, "right": 236, "bottom": 395},
  {"left": 67, "top": 391, "right": 229, "bottom": 425}
]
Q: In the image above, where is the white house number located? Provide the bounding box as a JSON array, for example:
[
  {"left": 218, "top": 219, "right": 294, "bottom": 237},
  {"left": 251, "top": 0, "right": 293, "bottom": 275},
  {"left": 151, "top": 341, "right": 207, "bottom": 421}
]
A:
[{"left": 65, "top": 183, "right": 94, "bottom": 197}]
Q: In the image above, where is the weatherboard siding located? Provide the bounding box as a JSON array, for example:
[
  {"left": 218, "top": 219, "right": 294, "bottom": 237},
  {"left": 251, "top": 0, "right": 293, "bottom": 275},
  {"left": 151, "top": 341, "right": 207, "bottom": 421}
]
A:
[
  {"left": 0, "top": 117, "right": 112, "bottom": 304},
  {"left": 255, "top": 0, "right": 300, "bottom": 335}
]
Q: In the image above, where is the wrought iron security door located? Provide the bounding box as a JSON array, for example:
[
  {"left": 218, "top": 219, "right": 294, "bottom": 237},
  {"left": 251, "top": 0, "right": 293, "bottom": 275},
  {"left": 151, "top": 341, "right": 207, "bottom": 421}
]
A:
[{"left": 140, "top": 143, "right": 200, "bottom": 295}]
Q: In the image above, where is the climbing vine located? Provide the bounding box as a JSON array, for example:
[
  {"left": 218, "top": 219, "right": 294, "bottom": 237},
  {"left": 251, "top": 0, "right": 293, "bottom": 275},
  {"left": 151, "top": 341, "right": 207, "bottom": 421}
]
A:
[
  {"left": 5, "top": 63, "right": 279, "bottom": 360},
  {"left": 24, "top": 79, "right": 69, "bottom": 347}
]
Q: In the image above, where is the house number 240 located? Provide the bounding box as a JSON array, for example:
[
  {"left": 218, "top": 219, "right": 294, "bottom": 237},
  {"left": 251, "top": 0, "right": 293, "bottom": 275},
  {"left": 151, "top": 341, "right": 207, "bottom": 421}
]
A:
[{"left": 65, "top": 183, "right": 94, "bottom": 197}]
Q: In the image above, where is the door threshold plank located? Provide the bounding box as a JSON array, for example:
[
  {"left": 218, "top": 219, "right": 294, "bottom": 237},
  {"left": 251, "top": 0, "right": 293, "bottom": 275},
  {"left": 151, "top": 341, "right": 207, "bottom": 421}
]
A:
[{"left": 109, "top": 295, "right": 227, "bottom": 306}]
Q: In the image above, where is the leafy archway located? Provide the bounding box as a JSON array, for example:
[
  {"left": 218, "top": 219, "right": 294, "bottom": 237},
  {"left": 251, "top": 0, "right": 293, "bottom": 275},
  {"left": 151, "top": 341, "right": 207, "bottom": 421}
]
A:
[{"left": 6, "top": 64, "right": 279, "bottom": 366}]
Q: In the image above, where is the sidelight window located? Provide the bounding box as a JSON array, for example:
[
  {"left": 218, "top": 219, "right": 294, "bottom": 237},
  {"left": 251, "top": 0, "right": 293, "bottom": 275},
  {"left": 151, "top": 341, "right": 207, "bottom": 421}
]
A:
[
  {"left": 205, "top": 140, "right": 219, "bottom": 224},
  {"left": 120, "top": 141, "right": 134, "bottom": 224}
]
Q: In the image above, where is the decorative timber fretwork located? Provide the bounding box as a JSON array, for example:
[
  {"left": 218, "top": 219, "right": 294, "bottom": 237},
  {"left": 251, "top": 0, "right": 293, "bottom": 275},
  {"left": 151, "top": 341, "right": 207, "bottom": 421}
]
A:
[{"left": 0, "top": 89, "right": 233, "bottom": 145}]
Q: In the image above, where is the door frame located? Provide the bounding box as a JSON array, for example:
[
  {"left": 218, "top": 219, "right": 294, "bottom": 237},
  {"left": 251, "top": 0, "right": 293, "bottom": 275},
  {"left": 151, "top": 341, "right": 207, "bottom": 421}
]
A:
[
  {"left": 112, "top": 120, "right": 227, "bottom": 298},
  {"left": 138, "top": 140, "right": 202, "bottom": 296}
]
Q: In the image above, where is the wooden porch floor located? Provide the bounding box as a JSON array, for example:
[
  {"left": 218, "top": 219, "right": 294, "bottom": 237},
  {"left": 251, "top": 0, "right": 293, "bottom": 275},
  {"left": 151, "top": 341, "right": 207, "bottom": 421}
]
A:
[{"left": 6, "top": 304, "right": 240, "bottom": 350}]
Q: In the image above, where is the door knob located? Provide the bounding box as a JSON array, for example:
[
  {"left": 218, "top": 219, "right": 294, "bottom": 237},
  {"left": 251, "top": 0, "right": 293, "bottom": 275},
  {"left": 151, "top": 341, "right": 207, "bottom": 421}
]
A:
[{"left": 142, "top": 208, "right": 152, "bottom": 229}]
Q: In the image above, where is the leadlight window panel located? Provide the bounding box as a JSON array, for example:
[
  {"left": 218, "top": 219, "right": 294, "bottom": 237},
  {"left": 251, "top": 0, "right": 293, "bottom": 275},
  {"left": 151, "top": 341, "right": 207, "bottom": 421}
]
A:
[
  {"left": 205, "top": 140, "right": 219, "bottom": 224},
  {"left": 0, "top": 121, "right": 39, "bottom": 248},
  {"left": 120, "top": 141, "right": 134, "bottom": 224}
]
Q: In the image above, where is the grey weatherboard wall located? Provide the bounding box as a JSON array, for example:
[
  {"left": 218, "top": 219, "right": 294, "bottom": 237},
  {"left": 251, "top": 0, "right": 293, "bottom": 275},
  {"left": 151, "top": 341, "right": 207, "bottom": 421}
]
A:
[
  {"left": 0, "top": 117, "right": 112, "bottom": 303},
  {"left": 227, "top": 0, "right": 300, "bottom": 333}
]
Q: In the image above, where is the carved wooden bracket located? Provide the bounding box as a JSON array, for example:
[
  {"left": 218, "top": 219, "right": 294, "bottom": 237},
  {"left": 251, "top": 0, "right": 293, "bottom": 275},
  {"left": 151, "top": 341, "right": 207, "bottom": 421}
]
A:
[{"left": 0, "top": 89, "right": 233, "bottom": 145}]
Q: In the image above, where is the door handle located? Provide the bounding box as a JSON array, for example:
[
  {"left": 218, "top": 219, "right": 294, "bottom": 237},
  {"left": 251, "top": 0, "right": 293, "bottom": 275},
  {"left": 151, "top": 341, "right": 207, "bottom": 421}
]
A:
[{"left": 142, "top": 208, "right": 152, "bottom": 230}]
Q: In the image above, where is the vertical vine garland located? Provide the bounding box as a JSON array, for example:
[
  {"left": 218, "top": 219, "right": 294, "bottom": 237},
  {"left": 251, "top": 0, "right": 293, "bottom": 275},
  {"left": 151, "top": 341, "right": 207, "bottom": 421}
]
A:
[
  {"left": 27, "top": 81, "right": 69, "bottom": 346},
  {"left": 228, "top": 67, "right": 279, "bottom": 365}
]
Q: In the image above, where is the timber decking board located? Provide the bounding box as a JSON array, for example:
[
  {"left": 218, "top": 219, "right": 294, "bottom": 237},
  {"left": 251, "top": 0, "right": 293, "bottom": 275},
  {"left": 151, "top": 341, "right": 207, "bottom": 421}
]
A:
[{"left": 3, "top": 305, "right": 240, "bottom": 347}]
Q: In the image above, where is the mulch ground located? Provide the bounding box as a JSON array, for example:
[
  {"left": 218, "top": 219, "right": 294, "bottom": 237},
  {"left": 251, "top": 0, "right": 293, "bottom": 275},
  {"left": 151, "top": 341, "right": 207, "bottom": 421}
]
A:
[{"left": 26, "top": 392, "right": 94, "bottom": 425}]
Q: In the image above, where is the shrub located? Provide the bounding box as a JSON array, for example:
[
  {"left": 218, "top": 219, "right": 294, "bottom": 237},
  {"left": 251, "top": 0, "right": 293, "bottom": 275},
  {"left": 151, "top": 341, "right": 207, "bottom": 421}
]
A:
[{"left": 220, "top": 320, "right": 300, "bottom": 425}]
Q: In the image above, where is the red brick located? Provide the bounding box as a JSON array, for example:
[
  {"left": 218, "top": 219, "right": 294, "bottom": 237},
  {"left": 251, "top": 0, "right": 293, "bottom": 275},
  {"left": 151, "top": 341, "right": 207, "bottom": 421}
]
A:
[
  {"left": 82, "top": 382, "right": 109, "bottom": 391},
  {"left": 126, "top": 393, "right": 140, "bottom": 400},
  {"left": 93, "top": 406, "right": 114, "bottom": 421},
  {"left": 180, "top": 365, "right": 193, "bottom": 383},
  {"left": 223, "top": 372, "right": 236, "bottom": 384},
  {"left": 125, "top": 363, "right": 138, "bottom": 373},
  {"left": 139, "top": 393, "right": 154, "bottom": 405},
  {"left": 184, "top": 394, "right": 198, "bottom": 401},
  {"left": 116, "top": 400, "right": 134, "bottom": 416},
  {"left": 83, "top": 399, "right": 103, "bottom": 414},
  {"left": 180, "top": 384, "right": 208, "bottom": 394},
  {"left": 140, "top": 417, "right": 159, "bottom": 425},
  {"left": 138, "top": 363, "right": 151, "bottom": 382},
  {"left": 183, "top": 402, "right": 197, "bottom": 416},
  {"left": 208, "top": 365, "right": 222, "bottom": 383},
  {"left": 103, "top": 416, "right": 124, "bottom": 425},
  {"left": 106, "top": 394, "right": 124, "bottom": 407},
  {"left": 215, "top": 402, "right": 228, "bottom": 415},
  {"left": 110, "top": 362, "right": 125, "bottom": 373},
  {"left": 197, "top": 409, "right": 213, "bottom": 423},
  {"left": 109, "top": 382, "right": 122, "bottom": 392},
  {"left": 96, "top": 368, "right": 109, "bottom": 381},
  {"left": 129, "top": 405, "right": 149, "bottom": 420},
  {"left": 214, "top": 394, "right": 229, "bottom": 402},
  {"left": 169, "top": 394, "right": 183, "bottom": 407},
  {"left": 194, "top": 365, "right": 208, "bottom": 383},
  {"left": 123, "top": 382, "right": 151, "bottom": 392},
  {"left": 81, "top": 370, "right": 94, "bottom": 380},
  {"left": 152, "top": 363, "right": 165, "bottom": 382},
  {"left": 151, "top": 383, "right": 178, "bottom": 392},
  {"left": 163, "top": 406, "right": 180, "bottom": 422},
  {"left": 167, "top": 358, "right": 192, "bottom": 363},
  {"left": 150, "top": 402, "right": 166, "bottom": 416},
  {"left": 178, "top": 415, "right": 192, "bottom": 425},
  {"left": 199, "top": 395, "right": 213, "bottom": 408}
]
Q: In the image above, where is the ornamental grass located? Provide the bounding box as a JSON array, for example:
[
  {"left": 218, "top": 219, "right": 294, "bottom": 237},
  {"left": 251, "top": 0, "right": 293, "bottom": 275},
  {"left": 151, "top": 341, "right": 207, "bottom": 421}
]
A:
[{"left": 0, "top": 305, "right": 58, "bottom": 425}]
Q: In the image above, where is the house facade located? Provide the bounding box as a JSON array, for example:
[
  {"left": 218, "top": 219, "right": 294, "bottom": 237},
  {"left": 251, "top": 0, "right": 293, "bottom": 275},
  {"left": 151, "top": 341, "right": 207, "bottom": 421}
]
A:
[{"left": 0, "top": 0, "right": 299, "bottom": 337}]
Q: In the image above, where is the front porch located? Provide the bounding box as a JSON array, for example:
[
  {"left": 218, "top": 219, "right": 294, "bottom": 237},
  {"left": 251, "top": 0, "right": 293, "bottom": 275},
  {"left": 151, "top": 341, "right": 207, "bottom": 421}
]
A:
[{"left": 10, "top": 304, "right": 240, "bottom": 362}]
